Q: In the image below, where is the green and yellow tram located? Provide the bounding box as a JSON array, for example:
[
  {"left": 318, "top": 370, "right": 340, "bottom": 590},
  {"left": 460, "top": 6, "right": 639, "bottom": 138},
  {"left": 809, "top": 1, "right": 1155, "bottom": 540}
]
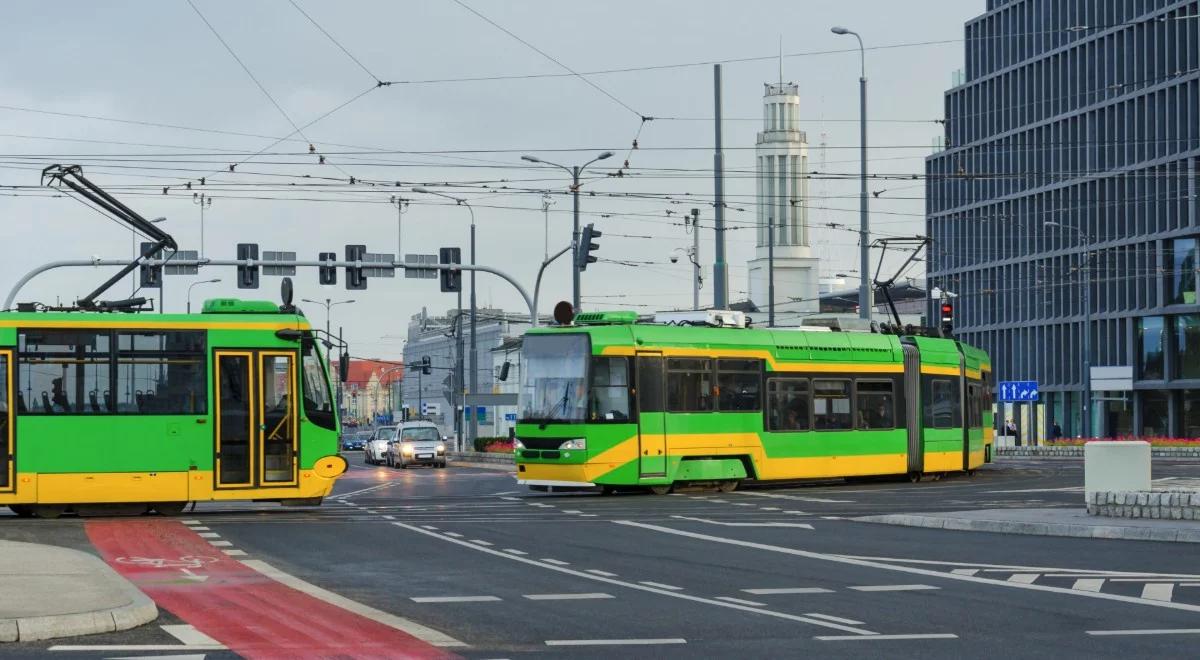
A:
[
  {"left": 514, "top": 311, "right": 992, "bottom": 493},
  {"left": 0, "top": 298, "right": 347, "bottom": 518}
]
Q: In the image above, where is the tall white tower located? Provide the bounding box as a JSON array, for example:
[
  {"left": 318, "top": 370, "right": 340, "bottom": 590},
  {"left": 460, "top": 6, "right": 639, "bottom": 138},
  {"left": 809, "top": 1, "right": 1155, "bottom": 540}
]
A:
[{"left": 748, "top": 82, "right": 820, "bottom": 315}]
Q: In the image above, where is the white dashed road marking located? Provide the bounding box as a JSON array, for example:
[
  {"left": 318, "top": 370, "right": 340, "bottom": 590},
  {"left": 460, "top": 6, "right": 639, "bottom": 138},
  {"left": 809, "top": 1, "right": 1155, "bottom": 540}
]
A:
[
  {"left": 816, "top": 634, "right": 958, "bottom": 642},
  {"left": 848, "top": 584, "right": 939, "bottom": 592},
  {"left": 469, "top": 539, "right": 494, "bottom": 546},
  {"left": 1088, "top": 629, "right": 1200, "bottom": 636},
  {"left": 545, "top": 639, "right": 687, "bottom": 646},
  {"left": 586, "top": 569, "right": 618, "bottom": 577},
  {"left": 411, "top": 596, "right": 502, "bottom": 603},
  {"left": 804, "top": 613, "right": 866, "bottom": 626},
  {"left": 715, "top": 596, "right": 765, "bottom": 607},
  {"left": 540, "top": 558, "right": 570, "bottom": 565},
  {"left": 638, "top": 581, "right": 683, "bottom": 591},
  {"left": 524, "top": 593, "right": 614, "bottom": 601},
  {"left": 503, "top": 548, "right": 528, "bottom": 556},
  {"left": 743, "top": 587, "right": 834, "bottom": 595}
]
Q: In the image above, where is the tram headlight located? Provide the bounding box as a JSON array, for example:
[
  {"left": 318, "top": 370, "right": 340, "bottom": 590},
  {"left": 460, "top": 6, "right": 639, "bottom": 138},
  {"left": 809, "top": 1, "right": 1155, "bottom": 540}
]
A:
[
  {"left": 558, "top": 438, "right": 587, "bottom": 451},
  {"left": 513, "top": 438, "right": 525, "bottom": 450}
]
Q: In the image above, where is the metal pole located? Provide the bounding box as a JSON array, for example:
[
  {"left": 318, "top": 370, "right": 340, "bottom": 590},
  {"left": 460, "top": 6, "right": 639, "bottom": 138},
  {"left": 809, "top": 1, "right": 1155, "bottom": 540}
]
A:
[
  {"left": 1082, "top": 240, "right": 1092, "bottom": 439},
  {"left": 337, "top": 325, "right": 344, "bottom": 423},
  {"left": 469, "top": 219, "right": 478, "bottom": 446},
  {"left": 418, "top": 369, "right": 423, "bottom": 420},
  {"left": 713, "top": 64, "right": 728, "bottom": 309},
  {"left": 692, "top": 208, "right": 700, "bottom": 310},
  {"left": 857, "top": 55, "right": 872, "bottom": 320},
  {"left": 455, "top": 288, "right": 464, "bottom": 451},
  {"left": 572, "top": 166, "right": 582, "bottom": 311},
  {"left": 768, "top": 215, "right": 775, "bottom": 327}
]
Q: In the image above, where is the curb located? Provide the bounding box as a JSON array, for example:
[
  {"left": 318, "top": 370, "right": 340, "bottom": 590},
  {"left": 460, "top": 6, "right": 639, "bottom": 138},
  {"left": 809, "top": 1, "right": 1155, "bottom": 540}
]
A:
[
  {"left": 856, "top": 513, "right": 1200, "bottom": 544},
  {"left": 0, "top": 560, "right": 157, "bottom": 643}
]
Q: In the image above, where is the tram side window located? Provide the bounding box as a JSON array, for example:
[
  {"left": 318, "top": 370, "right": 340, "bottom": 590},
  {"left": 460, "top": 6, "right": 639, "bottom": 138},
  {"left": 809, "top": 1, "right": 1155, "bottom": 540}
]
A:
[
  {"left": 716, "top": 359, "right": 762, "bottom": 412},
  {"left": 590, "top": 357, "right": 631, "bottom": 421},
  {"left": 813, "top": 379, "right": 852, "bottom": 430},
  {"left": 18, "top": 330, "right": 111, "bottom": 415},
  {"left": 115, "top": 331, "right": 206, "bottom": 414},
  {"left": 766, "top": 377, "right": 810, "bottom": 431},
  {"left": 926, "top": 378, "right": 962, "bottom": 428},
  {"left": 666, "top": 358, "right": 713, "bottom": 412},
  {"left": 967, "top": 384, "right": 981, "bottom": 427},
  {"left": 856, "top": 380, "right": 895, "bottom": 430}
]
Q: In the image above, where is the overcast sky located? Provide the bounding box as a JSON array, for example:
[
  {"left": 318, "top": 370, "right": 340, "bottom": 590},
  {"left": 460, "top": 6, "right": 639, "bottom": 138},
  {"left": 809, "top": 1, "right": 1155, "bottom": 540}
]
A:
[{"left": 0, "top": 0, "right": 983, "bottom": 360}]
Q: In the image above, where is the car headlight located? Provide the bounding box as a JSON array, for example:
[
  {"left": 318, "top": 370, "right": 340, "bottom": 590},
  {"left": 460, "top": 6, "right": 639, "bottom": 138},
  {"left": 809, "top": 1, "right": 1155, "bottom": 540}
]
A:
[
  {"left": 402, "top": 444, "right": 415, "bottom": 455},
  {"left": 558, "top": 438, "right": 586, "bottom": 451},
  {"left": 513, "top": 438, "right": 525, "bottom": 450},
  {"left": 436, "top": 444, "right": 446, "bottom": 453}
]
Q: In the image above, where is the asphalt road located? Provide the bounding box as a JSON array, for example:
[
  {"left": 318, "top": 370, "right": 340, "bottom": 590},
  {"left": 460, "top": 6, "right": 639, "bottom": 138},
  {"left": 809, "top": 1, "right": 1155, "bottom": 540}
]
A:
[{"left": 4, "top": 454, "right": 1200, "bottom": 658}]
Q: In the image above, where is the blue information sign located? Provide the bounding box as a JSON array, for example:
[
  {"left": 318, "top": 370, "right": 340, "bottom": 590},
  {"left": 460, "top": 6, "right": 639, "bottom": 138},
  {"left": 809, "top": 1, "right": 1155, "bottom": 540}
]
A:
[{"left": 998, "top": 380, "right": 1039, "bottom": 402}]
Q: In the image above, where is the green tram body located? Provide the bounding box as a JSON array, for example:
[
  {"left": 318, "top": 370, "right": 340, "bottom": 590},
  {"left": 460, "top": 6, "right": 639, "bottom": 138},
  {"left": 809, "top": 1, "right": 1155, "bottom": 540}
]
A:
[
  {"left": 514, "top": 313, "right": 993, "bottom": 491},
  {"left": 0, "top": 299, "right": 347, "bottom": 517}
]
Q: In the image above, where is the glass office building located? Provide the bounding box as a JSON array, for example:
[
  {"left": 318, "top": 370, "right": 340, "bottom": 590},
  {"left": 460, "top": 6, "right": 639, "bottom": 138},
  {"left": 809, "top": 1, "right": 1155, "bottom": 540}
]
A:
[{"left": 926, "top": 0, "right": 1200, "bottom": 437}]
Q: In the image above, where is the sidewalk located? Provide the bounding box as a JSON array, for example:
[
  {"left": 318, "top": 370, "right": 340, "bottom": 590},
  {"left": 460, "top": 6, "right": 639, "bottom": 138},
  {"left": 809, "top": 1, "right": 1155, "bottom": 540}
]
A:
[
  {"left": 856, "top": 507, "right": 1200, "bottom": 543},
  {"left": 0, "top": 540, "right": 157, "bottom": 642}
]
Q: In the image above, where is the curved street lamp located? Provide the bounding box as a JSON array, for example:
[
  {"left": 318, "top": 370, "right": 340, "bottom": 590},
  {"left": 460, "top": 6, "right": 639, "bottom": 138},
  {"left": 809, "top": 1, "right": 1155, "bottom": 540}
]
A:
[
  {"left": 186, "top": 278, "right": 221, "bottom": 313},
  {"left": 831, "top": 25, "right": 871, "bottom": 321}
]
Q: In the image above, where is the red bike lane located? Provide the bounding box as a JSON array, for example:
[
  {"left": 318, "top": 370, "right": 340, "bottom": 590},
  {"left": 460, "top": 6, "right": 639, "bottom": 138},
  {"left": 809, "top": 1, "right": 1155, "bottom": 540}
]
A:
[{"left": 86, "top": 518, "right": 456, "bottom": 659}]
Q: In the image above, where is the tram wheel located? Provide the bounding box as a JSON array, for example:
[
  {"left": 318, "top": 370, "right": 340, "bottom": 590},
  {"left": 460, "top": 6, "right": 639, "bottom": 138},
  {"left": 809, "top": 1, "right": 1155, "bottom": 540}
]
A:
[
  {"left": 33, "top": 505, "right": 67, "bottom": 519},
  {"left": 907, "top": 472, "right": 922, "bottom": 483},
  {"left": 717, "top": 480, "right": 740, "bottom": 493},
  {"left": 153, "top": 502, "right": 188, "bottom": 516},
  {"left": 648, "top": 485, "right": 673, "bottom": 496},
  {"left": 8, "top": 505, "right": 33, "bottom": 518}
]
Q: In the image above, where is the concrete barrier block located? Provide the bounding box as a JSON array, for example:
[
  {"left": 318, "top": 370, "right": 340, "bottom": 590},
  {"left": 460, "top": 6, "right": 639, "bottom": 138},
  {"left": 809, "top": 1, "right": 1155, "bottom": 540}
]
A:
[
  {"left": 1085, "top": 441, "right": 1151, "bottom": 494},
  {"left": 0, "top": 620, "right": 16, "bottom": 643}
]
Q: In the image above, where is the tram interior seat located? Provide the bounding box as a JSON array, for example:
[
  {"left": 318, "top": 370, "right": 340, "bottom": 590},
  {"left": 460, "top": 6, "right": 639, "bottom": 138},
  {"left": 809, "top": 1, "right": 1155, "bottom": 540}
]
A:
[
  {"left": 89, "top": 390, "right": 101, "bottom": 413},
  {"left": 41, "top": 392, "right": 53, "bottom": 413},
  {"left": 103, "top": 390, "right": 113, "bottom": 412}
]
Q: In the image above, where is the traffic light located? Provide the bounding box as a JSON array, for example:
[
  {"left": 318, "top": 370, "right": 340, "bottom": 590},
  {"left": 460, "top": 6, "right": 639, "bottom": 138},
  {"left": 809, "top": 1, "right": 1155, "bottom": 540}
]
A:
[
  {"left": 318, "top": 251, "right": 337, "bottom": 285},
  {"left": 940, "top": 301, "right": 954, "bottom": 335},
  {"left": 439, "top": 247, "right": 461, "bottom": 293},
  {"left": 139, "top": 242, "right": 163, "bottom": 288},
  {"left": 237, "top": 243, "right": 259, "bottom": 289},
  {"left": 421, "top": 356, "right": 432, "bottom": 375},
  {"left": 345, "top": 245, "right": 366, "bottom": 290},
  {"left": 577, "top": 223, "right": 601, "bottom": 271}
]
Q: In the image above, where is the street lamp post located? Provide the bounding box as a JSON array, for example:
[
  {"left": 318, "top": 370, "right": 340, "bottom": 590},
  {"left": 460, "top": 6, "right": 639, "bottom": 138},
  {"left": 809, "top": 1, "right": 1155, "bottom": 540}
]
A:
[
  {"left": 186, "top": 278, "right": 221, "bottom": 313},
  {"left": 414, "top": 188, "right": 478, "bottom": 447},
  {"left": 520, "top": 151, "right": 614, "bottom": 312},
  {"left": 1045, "top": 221, "right": 1092, "bottom": 439},
  {"left": 831, "top": 26, "right": 872, "bottom": 321}
]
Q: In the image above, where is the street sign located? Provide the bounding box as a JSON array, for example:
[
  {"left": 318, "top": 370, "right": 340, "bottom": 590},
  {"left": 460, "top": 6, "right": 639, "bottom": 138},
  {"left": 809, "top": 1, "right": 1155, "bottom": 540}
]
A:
[
  {"left": 263, "top": 251, "right": 297, "bottom": 276},
  {"left": 363, "top": 253, "right": 395, "bottom": 278},
  {"left": 999, "top": 380, "right": 1039, "bottom": 402},
  {"left": 404, "top": 254, "right": 437, "bottom": 279},
  {"left": 164, "top": 250, "right": 199, "bottom": 275},
  {"left": 504, "top": 413, "right": 517, "bottom": 422}
]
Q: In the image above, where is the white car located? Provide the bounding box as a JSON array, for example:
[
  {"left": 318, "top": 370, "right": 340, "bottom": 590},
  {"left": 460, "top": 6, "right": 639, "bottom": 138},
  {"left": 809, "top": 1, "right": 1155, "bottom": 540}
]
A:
[
  {"left": 387, "top": 422, "right": 447, "bottom": 469},
  {"left": 365, "top": 425, "right": 397, "bottom": 465}
]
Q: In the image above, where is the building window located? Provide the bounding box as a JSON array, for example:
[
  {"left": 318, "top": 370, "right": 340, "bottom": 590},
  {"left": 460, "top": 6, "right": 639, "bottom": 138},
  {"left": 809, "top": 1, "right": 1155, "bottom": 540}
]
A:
[
  {"left": 813, "top": 379, "right": 852, "bottom": 430},
  {"left": 1181, "top": 390, "right": 1200, "bottom": 438},
  {"left": 1138, "top": 317, "right": 1165, "bottom": 380},
  {"left": 18, "top": 330, "right": 111, "bottom": 415},
  {"left": 1176, "top": 315, "right": 1200, "bottom": 380},
  {"left": 666, "top": 358, "right": 713, "bottom": 412},
  {"left": 855, "top": 380, "right": 895, "bottom": 430},
  {"left": 716, "top": 359, "right": 761, "bottom": 412},
  {"left": 1169, "top": 238, "right": 1197, "bottom": 304},
  {"left": 766, "top": 377, "right": 809, "bottom": 431},
  {"left": 1140, "top": 391, "right": 1169, "bottom": 437}
]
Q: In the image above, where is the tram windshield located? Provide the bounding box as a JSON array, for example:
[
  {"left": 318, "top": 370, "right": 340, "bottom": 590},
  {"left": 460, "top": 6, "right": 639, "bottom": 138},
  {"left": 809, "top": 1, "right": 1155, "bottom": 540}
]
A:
[{"left": 519, "top": 334, "right": 589, "bottom": 423}]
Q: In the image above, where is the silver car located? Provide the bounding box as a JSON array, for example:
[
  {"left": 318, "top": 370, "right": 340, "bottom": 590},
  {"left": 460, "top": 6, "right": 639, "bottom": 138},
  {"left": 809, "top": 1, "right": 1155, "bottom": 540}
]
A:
[{"left": 388, "top": 423, "right": 447, "bottom": 469}]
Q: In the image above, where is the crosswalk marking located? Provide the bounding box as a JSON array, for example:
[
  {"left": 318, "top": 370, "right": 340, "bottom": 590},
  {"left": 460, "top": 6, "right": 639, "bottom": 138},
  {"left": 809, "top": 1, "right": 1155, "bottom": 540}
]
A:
[
  {"left": 1142, "top": 583, "right": 1175, "bottom": 602},
  {"left": 951, "top": 568, "right": 980, "bottom": 576},
  {"left": 1072, "top": 579, "right": 1105, "bottom": 593},
  {"left": 1007, "top": 573, "right": 1040, "bottom": 584}
]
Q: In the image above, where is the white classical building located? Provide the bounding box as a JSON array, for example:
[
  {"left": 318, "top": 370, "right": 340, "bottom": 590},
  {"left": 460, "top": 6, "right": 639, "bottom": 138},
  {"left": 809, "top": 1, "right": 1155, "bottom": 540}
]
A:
[{"left": 747, "top": 82, "right": 820, "bottom": 316}]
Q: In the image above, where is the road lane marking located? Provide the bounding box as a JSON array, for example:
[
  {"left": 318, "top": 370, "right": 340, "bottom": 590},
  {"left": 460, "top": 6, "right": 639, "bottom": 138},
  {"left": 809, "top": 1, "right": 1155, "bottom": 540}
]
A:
[
  {"left": 743, "top": 587, "right": 834, "bottom": 595},
  {"left": 181, "top": 520, "right": 201, "bottom": 525},
  {"left": 848, "top": 585, "right": 938, "bottom": 592},
  {"left": 638, "top": 581, "right": 683, "bottom": 591},
  {"left": 1088, "top": 628, "right": 1200, "bottom": 636},
  {"left": 1072, "top": 579, "right": 1105, "bottom": 592},
  {"left": 391, "top": 522, "right": 878, "bottom": 634},
  {"left": 1141, "top": 583, "right": 1175, "bottom": 602},
  {"left": 737, "top": 491, "right": 853, "bottom": 503},
  {"left": 421, "top": 525, "right": 439, "bottom": 530},
  {"left": 1007, "top": 574, "right": 1040, "bottom": 584},
  {"left": 672, "top": 515, "right": 814, "bottom": 529},
  {"left": 817, "top": 634, "right": 958, "bottom": 641},
  {"left": 207, "top": 540, "right": 232, "bottom": 547},
  {"left": 187, "top": 526, "right": 210, "bottom": 531},
  {"left": 222, "top": 549, "right": 247, "bottom": 556},
  {"left": 731, "top": 503, "right": 755, "bottom": 507},
  {"left": 844, "top": 555, "right": 1200, "bottom": 582},
  {"left": 503, "top": 548, "right": 528, "bottom": 555},
  {"left": 524, "top": 593, "right": 614, "bottom": 601},
  {"left": 238, "top": 559, "right": 465, "bottom": 647},
  {"left": 586, "top": 569, "right": 618, "bottom": 577},
  {"left": 196, "top": 532, "right": 220, "bottom": 539},
  {"left": 411, "top": 596, "right": 502, "bottom": 603},
  {"left": 715, "top": 596, "right": 765, "bottom": 607},
  {"left": 48, "top": 644, "right": 226, "bottom": 651},
  {"left": 760, "top": 507, "right": 781, "bottom": 511},
  {"left": 444, "top": 532, "right": 464, "bottom": 538},
  {"left": 468, "top": 539, "right": 494, "bottom": 546},
  {"left": 383, "top": 515, "right": 395, "bottom": 520},
  {"left": 951, "top": 569, "right": 979, "bottom": 576},
  {"left": 804, "top": 613, "right": 866, "bottom": 625},
  {"left": 540, "top": 558, "right": 570, "bottom": 565},
  {"left": 619, "top": 521, "right": 1200, "bottom": 614},
  {"left": 545, "top": 639, "right": 686, "bottom": 646}
]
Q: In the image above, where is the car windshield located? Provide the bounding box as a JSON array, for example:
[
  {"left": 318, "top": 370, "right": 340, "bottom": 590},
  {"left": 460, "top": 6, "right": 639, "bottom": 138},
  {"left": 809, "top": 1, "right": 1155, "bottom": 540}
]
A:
[
  {"left": 400, "top": 428, "right": 440, "bottom": 443},
  {"left": 374, "top": 428, "right": 395, "bottom": 441},
  {"left": 518, "top": 333, "right": 589, "bottom": 423}
]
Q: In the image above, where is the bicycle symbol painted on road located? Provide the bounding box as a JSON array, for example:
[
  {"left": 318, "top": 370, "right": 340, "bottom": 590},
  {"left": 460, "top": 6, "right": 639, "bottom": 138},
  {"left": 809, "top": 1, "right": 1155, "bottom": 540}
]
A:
[{"left": 115, "top": 555, "right": 219, "bottom": 569}]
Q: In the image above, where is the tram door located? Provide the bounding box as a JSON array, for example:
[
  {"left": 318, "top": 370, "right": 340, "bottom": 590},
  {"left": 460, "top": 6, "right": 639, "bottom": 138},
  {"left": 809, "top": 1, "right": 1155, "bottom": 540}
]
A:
[
  {"left": 635, "top": 353, "right": 667, "bottom": 477},
  {"left": 214, "top": 351, "right": 299, "bottom": 489},
  {"left": 0, "top": 350, "right": 12, "bottom": 492}
]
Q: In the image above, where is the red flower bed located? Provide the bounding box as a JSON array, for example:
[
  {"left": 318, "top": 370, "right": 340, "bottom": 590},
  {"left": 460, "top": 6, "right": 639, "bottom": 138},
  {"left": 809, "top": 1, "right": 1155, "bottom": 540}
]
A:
[{"left": 483, "top": 440, "right": 514, "bottom": 453}]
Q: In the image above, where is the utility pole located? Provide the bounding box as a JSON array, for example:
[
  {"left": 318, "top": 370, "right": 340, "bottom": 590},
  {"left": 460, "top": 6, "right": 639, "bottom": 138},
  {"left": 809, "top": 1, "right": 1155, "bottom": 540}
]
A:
[
  {"left": 542, "top": 193, "right": 554, "bottom": 260},
  {"left": 712, "top": 63, "right": 729, "bottom": 309},
  {"left": 691, "top": 209, "right": 701, "bottom": 310}
]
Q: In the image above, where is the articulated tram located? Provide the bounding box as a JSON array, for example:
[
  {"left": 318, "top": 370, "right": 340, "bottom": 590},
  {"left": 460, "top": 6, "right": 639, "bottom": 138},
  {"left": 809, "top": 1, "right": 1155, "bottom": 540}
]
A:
[
  {"left": 0, "top": 299, "right": 348, "bottom": 518},
  {"left": 514, "top": 310, "right": 992, "bottom": 493}
]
